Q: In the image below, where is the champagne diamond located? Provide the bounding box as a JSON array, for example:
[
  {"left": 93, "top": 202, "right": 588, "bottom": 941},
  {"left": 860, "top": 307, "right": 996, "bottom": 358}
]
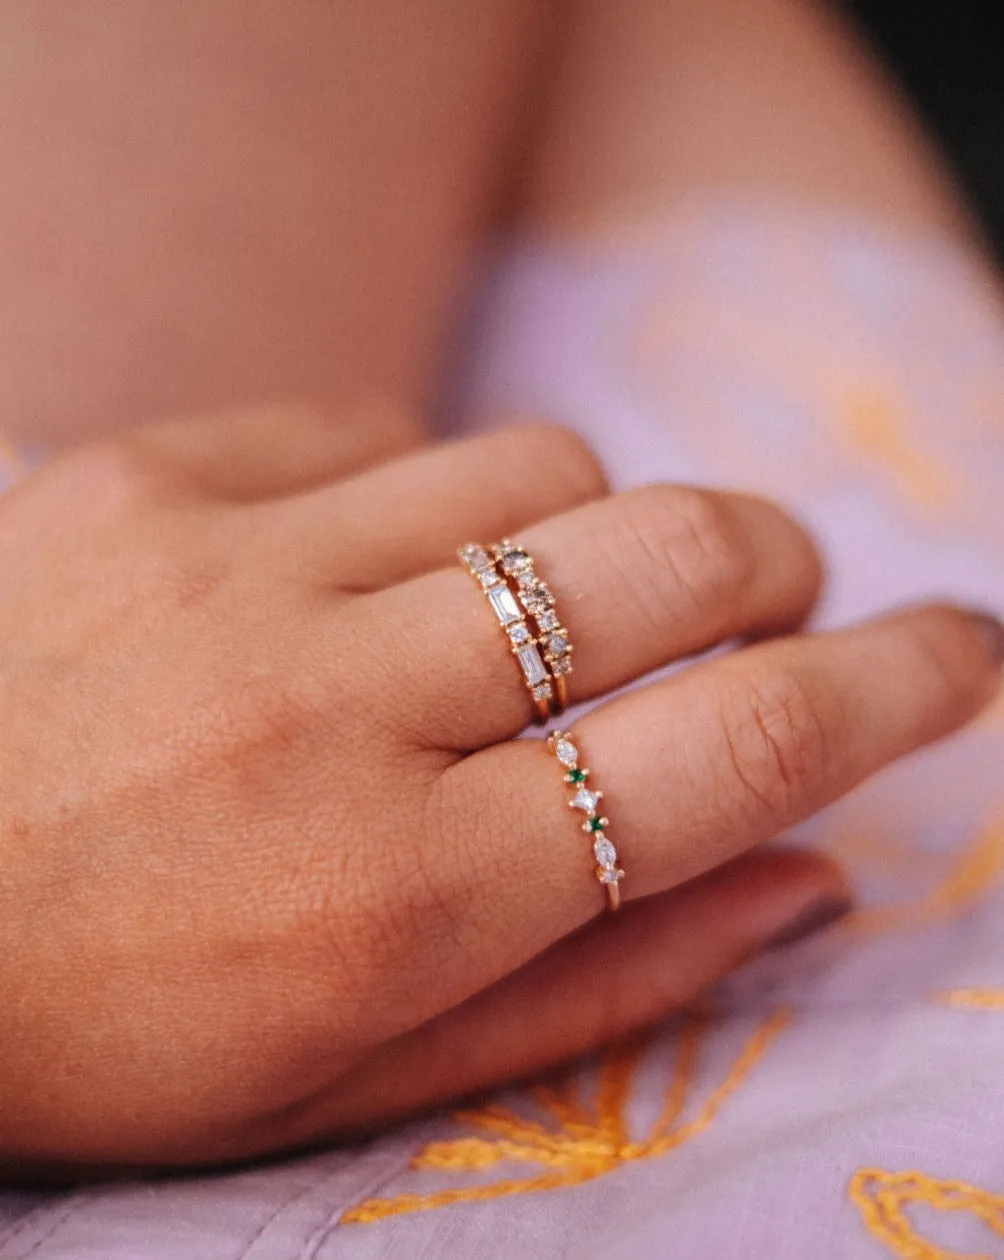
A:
[
  {"left": 537, "top": 609, "right": 559, "bottom": 631},
  {"left": 500, "top": 548, "right": 532, "bottom": 576}
]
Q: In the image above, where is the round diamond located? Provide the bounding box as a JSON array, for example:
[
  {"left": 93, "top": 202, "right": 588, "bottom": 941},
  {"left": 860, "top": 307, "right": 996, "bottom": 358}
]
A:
[
  {"left": 593, "top": 837, "right": 617, "bottom": 869},
  {"left": 508, "top": 622, "right": 531, "bottom": 645},
  {"left": 532, "top": 682, "right": 553, "bottom": 702},
  {"left": 554, "top": 739, "right": 578, "bottom": 767},
  {"left": 501, "top": 550, "right": 532, "bottom": 576},
  {"left": 546, "top": 634, "right": 569, "bottom": 657},
  {"left": 552, "top": 656, "right": 573, "bottom": 676},
  {"left": 537, "top": 610, "right": 559, "bottom": 631},
  {"left": 598, "top": 867, "right": 623, "bottom": 885}
]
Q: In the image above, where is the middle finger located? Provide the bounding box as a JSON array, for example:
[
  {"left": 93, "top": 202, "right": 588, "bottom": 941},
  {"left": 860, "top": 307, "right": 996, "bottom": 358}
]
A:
[{"left": 380, "top": 483, "right": 822, "bottom": 747}]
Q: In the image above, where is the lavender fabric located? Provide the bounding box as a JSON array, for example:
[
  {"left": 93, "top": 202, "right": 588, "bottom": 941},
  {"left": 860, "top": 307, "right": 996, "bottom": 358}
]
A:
[{"left": 3, "top": 206, "right": 1004, "bottom": 1259}]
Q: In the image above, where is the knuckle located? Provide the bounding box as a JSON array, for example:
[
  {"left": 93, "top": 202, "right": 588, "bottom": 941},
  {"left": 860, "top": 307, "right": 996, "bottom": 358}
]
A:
[
  {"left": 510, "top": 422, "right": 609, "bottom": 500},
  {"left": 617, "top": 485, "right": 755, "bottom": 625},
  {"left": 718, "top": 666, "right": 831, "bottom": 821}
]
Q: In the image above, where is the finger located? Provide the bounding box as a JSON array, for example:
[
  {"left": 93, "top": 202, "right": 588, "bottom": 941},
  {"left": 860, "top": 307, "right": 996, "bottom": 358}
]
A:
[
  {"left": 421, "top": 604, "right": 1000, "bottom": 999},
  {"left": 383, "top": 484, "right": 821, "bottom": 747},
  {"left": 254, "top": 423, "right": 608, "bottom": 586},
  {"left": 264, "top": 849, "right": 848, "bottom": 1143},
  {"left": 125, "top": 401, "right": 423, "bottom": 499}
]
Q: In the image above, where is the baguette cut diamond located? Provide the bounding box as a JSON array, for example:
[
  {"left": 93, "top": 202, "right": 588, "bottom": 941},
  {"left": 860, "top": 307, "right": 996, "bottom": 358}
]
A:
[
  {"left": 487, "top": 584, "right": 522, "bottom": 626},
  {"left": 516, "top": 643, "right": 548, "bottom": 686}
]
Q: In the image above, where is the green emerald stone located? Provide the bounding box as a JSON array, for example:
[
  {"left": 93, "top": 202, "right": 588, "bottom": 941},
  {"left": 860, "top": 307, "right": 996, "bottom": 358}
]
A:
[
  {"left": 566, "top": 768, "right": 589, "bottom": 784},
  {"left": 587, "top": 816, "right": 605, "bottom": 833}
]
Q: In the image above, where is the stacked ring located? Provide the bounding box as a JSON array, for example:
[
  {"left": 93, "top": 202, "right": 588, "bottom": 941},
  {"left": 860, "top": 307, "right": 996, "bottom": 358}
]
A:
[
  {"left": 458, "top": 543, "right": 554, "bottom": 722},
  {"left": 548, "top": 730, "right": 624, "bottom": 911},
  {"left": 492, "top": 540, "right": 573, "bottom": 714},
  {"left": 458, "top": 540, "right": 575, "bottom": 722}
]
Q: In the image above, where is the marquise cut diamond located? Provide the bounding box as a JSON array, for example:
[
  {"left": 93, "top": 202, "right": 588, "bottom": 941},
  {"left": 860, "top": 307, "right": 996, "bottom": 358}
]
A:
[
  {"left": 593, "top": 837, "right": 618, "bottom": 869},
  {"left": 555, "top": 739, "right": 578, "bottom": 767}
]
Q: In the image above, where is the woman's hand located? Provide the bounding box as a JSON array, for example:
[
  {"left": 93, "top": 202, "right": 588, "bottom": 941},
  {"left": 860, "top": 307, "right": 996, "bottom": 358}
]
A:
[{"left": 0, "top": 412, "right": 999, "bottom": 1173}]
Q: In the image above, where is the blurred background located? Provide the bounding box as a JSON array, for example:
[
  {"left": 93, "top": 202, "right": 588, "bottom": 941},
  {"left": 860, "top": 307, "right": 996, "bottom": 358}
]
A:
[{"left": 848, "top": 0, "right": 1004, "bottom": 260}]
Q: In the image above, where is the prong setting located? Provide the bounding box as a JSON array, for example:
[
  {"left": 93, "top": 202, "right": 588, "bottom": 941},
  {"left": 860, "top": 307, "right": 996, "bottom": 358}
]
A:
[{"left": 548, "top": 730, "right": 623, "bottom": 911}]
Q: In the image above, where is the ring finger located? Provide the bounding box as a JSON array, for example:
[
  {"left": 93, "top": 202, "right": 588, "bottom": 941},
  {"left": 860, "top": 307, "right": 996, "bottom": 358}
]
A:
[{"left": 416, "top": 603, "right": 1000, "bottom": 1006}]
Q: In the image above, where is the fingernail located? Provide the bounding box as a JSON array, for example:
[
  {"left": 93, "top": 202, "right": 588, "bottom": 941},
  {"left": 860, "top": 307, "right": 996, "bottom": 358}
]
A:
[
  {"left": 965, "top": 609, "right": 1004, "bottom": 666},
  {"left": 764, "top": 894, "right": 852, "bottom": 950}
]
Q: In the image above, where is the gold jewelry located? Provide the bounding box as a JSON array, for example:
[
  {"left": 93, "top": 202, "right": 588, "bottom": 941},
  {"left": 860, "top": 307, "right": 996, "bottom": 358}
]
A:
[
  {"left": 492, "top": 539, "right": 573, "bottom": 716},
  {"left": 458, "top": 543, "right": 553, "bottom": 723},
  {"left": 548, "top": 730, "right": 623, "bottom": 911}
]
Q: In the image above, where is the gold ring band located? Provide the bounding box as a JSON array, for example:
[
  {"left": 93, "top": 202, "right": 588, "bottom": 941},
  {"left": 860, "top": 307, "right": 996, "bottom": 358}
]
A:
[
  {"left": 459, "top": 543, "right": 553, "bottom": 722},
  {"left": 548, "top": 730, "right": 623, "bottom": 911}
]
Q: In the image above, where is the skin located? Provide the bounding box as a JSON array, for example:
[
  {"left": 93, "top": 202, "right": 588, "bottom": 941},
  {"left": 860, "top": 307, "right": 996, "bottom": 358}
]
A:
[{"left": 0, "top": 413, "right": 998, "bottom": 1175}]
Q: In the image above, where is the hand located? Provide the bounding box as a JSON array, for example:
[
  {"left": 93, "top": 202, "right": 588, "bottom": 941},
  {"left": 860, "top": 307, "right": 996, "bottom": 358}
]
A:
[{"left": 0, "top": 411, "right": 999, "bottom": 1174}]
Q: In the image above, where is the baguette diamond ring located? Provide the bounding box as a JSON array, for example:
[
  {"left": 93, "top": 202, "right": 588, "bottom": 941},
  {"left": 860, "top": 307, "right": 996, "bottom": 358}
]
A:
[{"left": 458, "top": 542, "right": 554, "bottom": 722}]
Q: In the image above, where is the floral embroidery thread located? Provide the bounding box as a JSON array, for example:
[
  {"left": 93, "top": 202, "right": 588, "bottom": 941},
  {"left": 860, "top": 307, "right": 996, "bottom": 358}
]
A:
[
  {"left": 849, "top": 1167, "right": 1004, "bottom": 1260},
  {"left": 931, "top": 989, "right": 1004, "bottom": 1011},
  {"left": 838, "top": 812, "right": 1004, "bottom": 939},
  {"left": 341, "top": 1007, "right": 790, "bottom": 1225}
]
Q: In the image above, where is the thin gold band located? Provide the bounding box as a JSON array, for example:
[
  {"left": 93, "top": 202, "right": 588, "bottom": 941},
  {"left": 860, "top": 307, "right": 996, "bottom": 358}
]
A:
[{"left": 548, "top": 730, "right": 623, "bottom": 911}]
